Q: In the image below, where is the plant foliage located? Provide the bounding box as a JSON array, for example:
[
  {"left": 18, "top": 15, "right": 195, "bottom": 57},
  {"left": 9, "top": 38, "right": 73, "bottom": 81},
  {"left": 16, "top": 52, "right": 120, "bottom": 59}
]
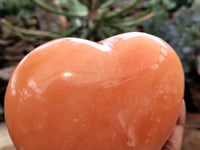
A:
[
  {"left": 0, "top": 0, "right": 35, "bottom": 23},
  {"left": 145, "top": 0, "right": 193, "bottom": 10},
  {"left": 31, "top": 0, "right": 153, "bottom": 41},
  {"left": 1, "top": 0, "right": 154, "bottom": 41}
]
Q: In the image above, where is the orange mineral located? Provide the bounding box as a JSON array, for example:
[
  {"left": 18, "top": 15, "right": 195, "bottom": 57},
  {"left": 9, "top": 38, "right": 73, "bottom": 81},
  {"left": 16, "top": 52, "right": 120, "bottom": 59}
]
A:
[{"left": 5, "top": 32, "right": 184, "bottom": 150}]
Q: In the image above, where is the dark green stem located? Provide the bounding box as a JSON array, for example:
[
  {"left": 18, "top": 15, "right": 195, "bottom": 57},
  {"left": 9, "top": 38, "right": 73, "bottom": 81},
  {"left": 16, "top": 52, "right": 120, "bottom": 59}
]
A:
[
  {"left": 0, "top": 19, "right": 59, "bottom": 42},
  {"left": 58, "top": 26, "right": 81, "bottom": 38},
  {"left": 110, "top": 12, "right": 154, "bottom": 27},
  {"left": 82, "top": 8, "right": 108, "bottom": 39},
  {"left": 32, "top": 0, "right": 85, "bottom": 18},
  {"left": 105, "top": 0, "right": 142, "bottom": 19},
  {"left": 100, "top": 0, "right": 119, "bottom": 9},
  {"left": 0, "top": 19, "right": 35, "bottom": 42}
]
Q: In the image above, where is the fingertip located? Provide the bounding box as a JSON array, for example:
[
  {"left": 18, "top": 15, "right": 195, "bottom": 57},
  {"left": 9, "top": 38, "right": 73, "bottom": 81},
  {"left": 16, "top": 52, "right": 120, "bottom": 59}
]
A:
[{"left": 177, "top": 100, "right": 186, "bottom": 125}]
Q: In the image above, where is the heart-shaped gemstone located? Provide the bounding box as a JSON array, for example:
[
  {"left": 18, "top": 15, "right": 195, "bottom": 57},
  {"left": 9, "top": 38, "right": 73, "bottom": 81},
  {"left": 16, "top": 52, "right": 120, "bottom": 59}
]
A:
[{"left": 5, "top": 32, "right": 184, "bottom": 150}]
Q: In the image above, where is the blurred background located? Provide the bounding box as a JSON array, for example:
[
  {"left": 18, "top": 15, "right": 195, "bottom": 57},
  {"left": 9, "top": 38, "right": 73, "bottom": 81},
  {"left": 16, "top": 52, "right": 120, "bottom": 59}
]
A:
[{"left": 0, "top": 0, "right": 200, "bottom": 149}]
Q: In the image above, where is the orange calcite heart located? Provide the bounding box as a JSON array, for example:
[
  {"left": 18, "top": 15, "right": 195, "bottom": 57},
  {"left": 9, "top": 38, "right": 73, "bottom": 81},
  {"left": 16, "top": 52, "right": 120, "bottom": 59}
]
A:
[{"left": 5, "top": 32, "right": 184, "bottom": 150}]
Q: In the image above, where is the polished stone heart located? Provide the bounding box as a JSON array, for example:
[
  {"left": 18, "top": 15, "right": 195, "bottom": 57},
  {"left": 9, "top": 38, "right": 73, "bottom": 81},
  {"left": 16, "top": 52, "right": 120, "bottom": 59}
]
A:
[{"left": 5, "top": 32, "right": 184, "bottom": 150}]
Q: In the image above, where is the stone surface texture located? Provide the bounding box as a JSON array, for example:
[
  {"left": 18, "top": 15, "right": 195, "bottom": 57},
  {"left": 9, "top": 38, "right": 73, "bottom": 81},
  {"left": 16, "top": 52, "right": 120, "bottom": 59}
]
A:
[{"left": 0, "top": 113, "right": 200, "bottom": 150}]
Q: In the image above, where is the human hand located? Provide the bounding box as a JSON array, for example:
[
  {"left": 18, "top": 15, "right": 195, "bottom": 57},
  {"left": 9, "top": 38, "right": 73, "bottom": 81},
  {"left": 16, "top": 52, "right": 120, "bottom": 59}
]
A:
[{"left": 162, "top": 100, "right": 186, "bottom": 150}]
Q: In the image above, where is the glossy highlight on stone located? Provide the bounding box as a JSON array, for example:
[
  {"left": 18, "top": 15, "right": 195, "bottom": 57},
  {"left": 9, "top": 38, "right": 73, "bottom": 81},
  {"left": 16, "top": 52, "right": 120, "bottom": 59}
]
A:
[{"left": 5, "top": 32, "right": 184, "bottom": 150}]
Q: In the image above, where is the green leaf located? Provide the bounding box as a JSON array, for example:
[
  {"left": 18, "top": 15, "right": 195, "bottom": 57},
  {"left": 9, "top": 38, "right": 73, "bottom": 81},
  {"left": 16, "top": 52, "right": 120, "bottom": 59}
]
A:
[
  {"left": 100, "top": 0, "right": 119, "bottom": 9},
  {"left": 64, "top": 0, "right": 88, "bottom": 16}
]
